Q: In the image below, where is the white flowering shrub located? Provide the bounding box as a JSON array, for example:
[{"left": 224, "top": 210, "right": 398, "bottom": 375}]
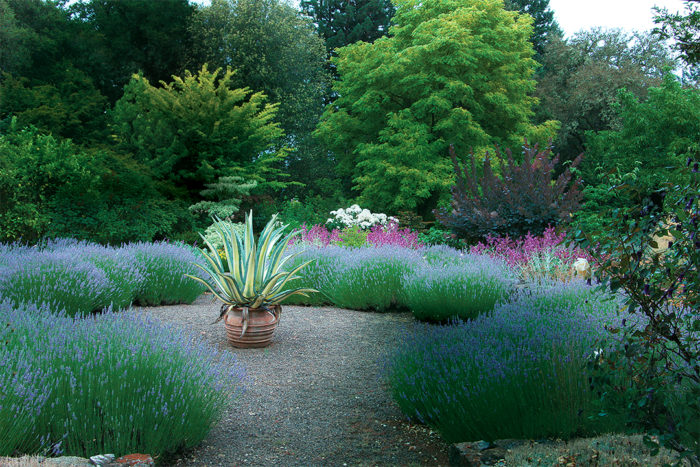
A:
[{"left": 326, "top": 204, "right": 398, "bottom": 230}]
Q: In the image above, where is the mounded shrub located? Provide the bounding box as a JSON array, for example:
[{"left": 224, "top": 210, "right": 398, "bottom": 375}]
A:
[
  {"left": 384, "top": 281, "right": 628, "bottom": 442},
  {"left": 0, "top": 300, "right": 245, "bottom": 458}
]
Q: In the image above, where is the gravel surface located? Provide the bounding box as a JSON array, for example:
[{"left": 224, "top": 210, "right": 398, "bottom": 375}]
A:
[{"left": 135, "top": 295, "right": 450, "bottom": 466}]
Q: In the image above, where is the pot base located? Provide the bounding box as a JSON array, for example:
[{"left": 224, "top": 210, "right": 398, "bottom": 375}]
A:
[{"left": 223, "top": 306, "right": 280, "bottom": 348}]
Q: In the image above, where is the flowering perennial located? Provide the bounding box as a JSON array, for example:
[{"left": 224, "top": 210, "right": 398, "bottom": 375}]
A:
[{"left": 326, "top": 204, "right": 398, "bottom": 230}]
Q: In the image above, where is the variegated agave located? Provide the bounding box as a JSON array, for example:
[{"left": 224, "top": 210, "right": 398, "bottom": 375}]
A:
[{"left": 186, "top": 212, "right": 317, "bottom": 329}]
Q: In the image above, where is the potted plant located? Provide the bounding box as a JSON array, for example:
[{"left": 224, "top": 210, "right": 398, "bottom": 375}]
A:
[{"left": 186, "top": 212, "right": 316, "bottom": 348}]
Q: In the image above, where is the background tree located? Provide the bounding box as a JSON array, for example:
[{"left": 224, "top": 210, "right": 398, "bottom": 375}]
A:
[
  {"left": 503, "top": 0, "right": 562, "bottom": 60},
  {"left": 574, "top": 74, "right": 700, "bottom": 232},
  {"left": 0, "top": 0, "right": 109, "bottom": 142},
  {"left": 189, "top": 0, "right": 332, "bottom": 208},
  {"left": 534, "top": 29, "right": 678, "bottom": 163},
  {"left": 111, "top": 66, "right": 287, "bottom": 208},
  {"left": 300, "top": 0, "right": 395, "bottom": 59},
  {"left": 316, "top": 0, "right": 557, "bottom": 216},
  {"left": 654, "top": 0, "right": 700, "bottom": 66},
  {"left": 71, "top": 0, "right": 197, "bottom": 104}
]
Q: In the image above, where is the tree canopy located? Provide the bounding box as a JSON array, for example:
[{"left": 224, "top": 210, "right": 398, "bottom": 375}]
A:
[
  {"left": 111, "top": 66, "right": 287, "bottom": 203},
  {"left": 504, "top": 0, "right": 562, "bottom": 59},
  {"left": 534, "top": 29, "right": 678, "bottom": 162},
  {"left": 300, "top": 0, "right": 395, "bottom": 58},
  {"left": 316, "top": 0, "right": 557, "bottom": 216}
]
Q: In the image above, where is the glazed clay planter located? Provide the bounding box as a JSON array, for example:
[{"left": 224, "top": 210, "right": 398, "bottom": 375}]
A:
[{"left": 223, "top": 305, "right": 281, "bottom": 348}]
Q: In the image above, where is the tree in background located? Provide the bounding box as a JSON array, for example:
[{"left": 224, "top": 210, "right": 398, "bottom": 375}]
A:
[
  {"left": 0, "top": 120, "right": 178, "bottom": 244},
  {"left": 71, "top": 0, "right": 196, "bottom": 104},
  {"left": 111, "top": 66, "right": 287, "bottom": 208},
  {"left": 189, "top": 0, "right": 332, "bottom": 207},
  {"left": 189, "top": 0, "right": 328, "bottom": 141},
  {"left": 316, "top": 0, "right": 557, "bottom": 216},
  {"left": 300, "top": 0, "right": 395, "bottom": 59},
  {"left": 503, "top": 0, "right": 562, "bottom": 59},
  {"left": 0, "top": 0, "right": 109, "bottom": 143},
  {"left": 574, "top": 74, "right": 700, "bottom": 232},
  {"left": 534, "top": 29, "right": 678, "bottom": 163},
  {"left": 654, "top": 0, "right": 700, "bottom": 67}
]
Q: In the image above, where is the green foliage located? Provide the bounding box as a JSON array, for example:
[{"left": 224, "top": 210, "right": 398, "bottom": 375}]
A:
[
  {"left": 316, "top": 0, "right": 557, "bottom": 216},
  {"left": 0, "top": 302, "right": 243, "bottom": 459},
  {"left": 654, "top": 0, "right": 700, "bottom": 67},
  {"left": 385, "top": 283, "right": 626, "bottom": 443},
  {"left": 189, "top": 176, "right": 257, "bottom": 220},
  {"left": 336, "top": 226, "right": 368, "bottom": 248},
  {"left": 436, "top": 142, "right": 582, "bottom": 243},
  {"left": 417, "top": 226, "right": 466, "bottom": 249},
  {"left": 0, "top": 122, "right": 178, "bottom": 244},
  {"left": 71, "top": 0, "right": 196, "bottom": 104},
  {"left": 535, "top": 29, "right": 678, "bottom": 162},
  {"left": 573, "top": 161, "right": 700, "bottom": 461},
  {"left": 111, "top": 65, "right": 288, "bottom": 203},
  {"left": 403, "top": 256, "right": 514, "bottom": 322},
  {"left": 503, "top": 0, "right": 562, "bottom": 58},
  {"left": 0, "top": 70, "right": 107, "bottom": 143},
  {"left": 576, "top": 74, "right": 700, "bottom": 232},
  {"left": 190, "top": 0, "right": 329, "bottom": 140},
  {"left": 277, "top": 196, "right": 345, "bottom": 231},
  {"left": 300, "top": 0, "right": 394, "bottom": 58}
]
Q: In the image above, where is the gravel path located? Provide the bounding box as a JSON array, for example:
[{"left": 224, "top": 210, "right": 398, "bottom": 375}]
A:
[{"left": 135, "top": 295, "right": 450, "bottom": 466}]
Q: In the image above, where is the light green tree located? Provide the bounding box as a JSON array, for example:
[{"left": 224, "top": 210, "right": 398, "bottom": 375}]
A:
[
  {"left": 111, "top": 65, "right": 288, "bottom": 205},
  {"left": 315, "top": 0, "right": 557, "bottom": 216}
]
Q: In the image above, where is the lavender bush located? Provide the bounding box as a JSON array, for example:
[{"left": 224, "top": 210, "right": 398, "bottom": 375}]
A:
[
  {"left": 402, "top": 252, "right": 515, "bottom": 321},
  {"left": 385, "top": 281, "right": 628, "bottom": 442},
  {"left": 127, "top": 242, "right": 206, "bottom": 306},
  {"left": 0, "top": 239, "right": 205, "bottom": 316},
  {"left": 0, "top": 300, "right": 244, "bottom": 458}
]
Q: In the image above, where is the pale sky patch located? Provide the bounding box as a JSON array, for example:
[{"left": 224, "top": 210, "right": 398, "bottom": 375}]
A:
[{"left": 549, "top": 0, "right": 689, "bottom": 37}]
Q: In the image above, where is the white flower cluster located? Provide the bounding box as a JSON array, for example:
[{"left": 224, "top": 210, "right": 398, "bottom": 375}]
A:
[{"left": 327, "top": 204, "right": 398, "bottom": 230}]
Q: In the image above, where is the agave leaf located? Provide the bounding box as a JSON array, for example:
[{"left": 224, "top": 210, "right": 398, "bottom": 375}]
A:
[
  {"left": 185, "top": 274, "right": 235, "bottom": 306},
  {"left": 220, "top": 273, "right": 246, "bottom": 304},
  {"left": 268, "top": 260, "right": 315, "bottom": 295},
  {"left": 267, "top": 287, "right": 318, "bottom": 304},
  {"left": 198, "top": 232, "right": 224, "bottom": 271},
  {"left": 242, "top": 247, "right": 257, "bottom": 299}
]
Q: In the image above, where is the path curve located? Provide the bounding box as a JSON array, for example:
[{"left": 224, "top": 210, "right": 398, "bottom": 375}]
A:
[{"left": 136, "top": 296, "right": 449, "bottom": 466}]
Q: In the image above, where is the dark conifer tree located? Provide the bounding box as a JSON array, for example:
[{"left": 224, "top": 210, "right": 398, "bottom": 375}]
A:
[
  {"left": 300, "top": 0, "right": 394, "bottom": 59},
  {"left": 504, "top": 0, "right": 562, "bottom": 59}
]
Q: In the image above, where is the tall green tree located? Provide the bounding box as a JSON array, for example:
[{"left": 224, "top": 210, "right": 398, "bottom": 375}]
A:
[
  {"left": 189, "top": 0, "right": 328, "bottom": 140},
  {"left": 574, "top": 74, "right": 700, "bottom": 232},
  {"left": 111, "top": 66, "right": 288, "bottom": 206},
  {"left": 189, "top": 0, "right": 331, "bottom": 203},
  {"left": 503, "top": 0, "right": 562, "bottom": 59},
  {"left": 72, "top": 0, "right": 197, "bottom": 104},
  {"left": 300, "top": 0, "right": 395, "bottom": 58},
  {"left": 316, "top": 0, "right": 557, "bottom": 216},
  {"left": 535, "top": 29, "right": 678, "bottom": 162},
  {"left": 0, "top": 0, "right": 109, "bottom": 142},
  {"left": 654, "top": 0, "right": 700, "bottom": 66}
]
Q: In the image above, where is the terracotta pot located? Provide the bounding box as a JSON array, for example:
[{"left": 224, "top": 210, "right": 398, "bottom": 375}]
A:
[{"left": 223, "top": 305, "right": 281, "bottom": 348}]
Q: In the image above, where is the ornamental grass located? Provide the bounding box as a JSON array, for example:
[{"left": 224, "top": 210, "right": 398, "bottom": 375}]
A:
[
  {"left": 384, "top": 281, "right": 628, "bottom": 443},
  {"left": 0, "top": 300, "right": 244, "bottom": 459}
]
